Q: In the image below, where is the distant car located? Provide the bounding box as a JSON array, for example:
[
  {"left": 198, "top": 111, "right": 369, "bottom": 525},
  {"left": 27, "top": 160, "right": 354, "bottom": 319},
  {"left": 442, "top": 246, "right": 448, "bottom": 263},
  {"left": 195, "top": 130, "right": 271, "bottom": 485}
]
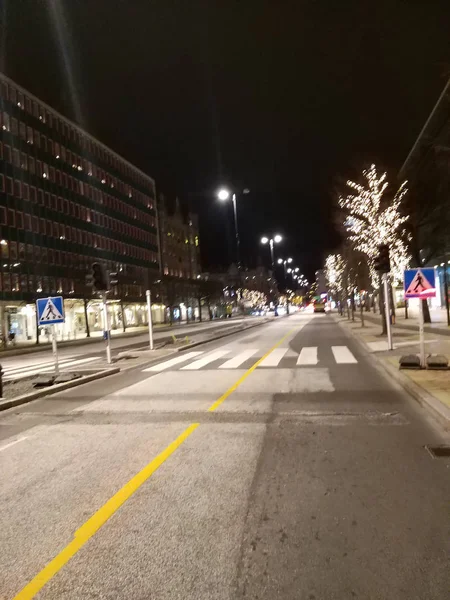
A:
[{"left": 313, "top": 301, "right": 326, "bottom": 313}]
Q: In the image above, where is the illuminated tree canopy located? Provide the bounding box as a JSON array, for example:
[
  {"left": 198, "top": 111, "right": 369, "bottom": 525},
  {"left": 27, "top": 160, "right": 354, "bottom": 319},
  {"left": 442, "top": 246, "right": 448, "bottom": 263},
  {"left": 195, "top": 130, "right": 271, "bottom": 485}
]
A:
[{"left": 339, "top": 164, "right": 410, "bottom": 285}]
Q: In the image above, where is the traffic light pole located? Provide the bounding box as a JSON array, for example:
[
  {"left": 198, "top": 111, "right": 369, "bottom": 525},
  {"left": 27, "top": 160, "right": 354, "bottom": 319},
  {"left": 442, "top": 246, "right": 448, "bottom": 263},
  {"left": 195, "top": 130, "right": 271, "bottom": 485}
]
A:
[
  {"left": 102, "top": 292, "right": 112, "bottom": 364},
  {"left": 146, "top": 289, "right": 154, "bottom": 350},
  {"left": 383, "top": 273, "right": 393, "bottom": 350}
]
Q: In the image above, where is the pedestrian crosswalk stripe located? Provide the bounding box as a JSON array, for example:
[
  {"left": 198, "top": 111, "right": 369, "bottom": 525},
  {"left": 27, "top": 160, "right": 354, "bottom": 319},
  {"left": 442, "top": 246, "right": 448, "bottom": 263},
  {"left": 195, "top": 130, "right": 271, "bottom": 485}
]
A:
[
  {"left": 144, "top": 351, "right": 204, "bottom": 372},
  {"left": 3, "top": 357, "right": 101, "bottom": 380},
  {"left": 141, "top": 345, "right": 359, "bottom": 372},
  {"left": 258, "top": 347, "right": 288, "bottom": 367},
  {"left": 297, "top": 347, "right": 318, "bottom": 365},
  {"left": 3, "top": 356, "right": 100, "bottom": 375},
  {"left": 331, "top": 346, "right": 357, "bottom": 364},
  {"left": 181, "top": 350, "right": 230, "bottom": 370},
  {"left": 219, "top": 349, "right": 258, "bottom": 369},
  {"left": 3, "top": 355, "right": 77, "bottom": 373}
]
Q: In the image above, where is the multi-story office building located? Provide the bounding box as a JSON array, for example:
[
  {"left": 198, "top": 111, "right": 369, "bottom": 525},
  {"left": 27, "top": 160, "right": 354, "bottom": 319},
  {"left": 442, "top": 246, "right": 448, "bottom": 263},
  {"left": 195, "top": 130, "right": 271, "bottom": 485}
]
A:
[
  {"left": 159, "top": 195, "right": 200, "bottom": 280},
  {"left": 398, "top": 77, "right": 450, "bottom": 313},
  {"left": 0, "top": 72, "right": 160, "bottom": 344}
]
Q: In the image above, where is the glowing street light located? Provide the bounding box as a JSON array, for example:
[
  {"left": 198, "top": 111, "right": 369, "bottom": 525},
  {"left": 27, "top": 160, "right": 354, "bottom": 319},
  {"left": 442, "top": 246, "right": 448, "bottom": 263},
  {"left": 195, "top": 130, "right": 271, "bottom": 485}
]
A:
[
  {"left": 217, "top": 188, "right": 230, "bottom": 201},
  {"left": 217, "top": 188, "right": 250, "bottom": 269},
  {"left": 261, "top": 235, "right": 282, "bottom": 266},
  {"left": 278, "top": 257, "right": 293, "bottom": 276}
]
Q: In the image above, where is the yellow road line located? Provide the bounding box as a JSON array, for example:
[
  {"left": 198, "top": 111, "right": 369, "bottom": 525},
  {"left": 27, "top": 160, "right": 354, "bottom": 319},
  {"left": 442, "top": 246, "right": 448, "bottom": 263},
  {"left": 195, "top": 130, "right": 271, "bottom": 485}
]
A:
[
  {"left": 13, "top": 424, "right": 199, "bottom": 600},
  {"left": 13, "top": 321, "right": 302, "bottom": 599},
  {"left": 208, "top": 325, "right": 298, "bottom": 411}
]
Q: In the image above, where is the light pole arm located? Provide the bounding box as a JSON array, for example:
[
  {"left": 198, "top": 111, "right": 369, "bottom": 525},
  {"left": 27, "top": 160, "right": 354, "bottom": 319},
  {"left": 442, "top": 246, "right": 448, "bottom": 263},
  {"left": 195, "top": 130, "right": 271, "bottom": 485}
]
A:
[{"left": 232, "top": 193, "right": 241, "bottom": 269}]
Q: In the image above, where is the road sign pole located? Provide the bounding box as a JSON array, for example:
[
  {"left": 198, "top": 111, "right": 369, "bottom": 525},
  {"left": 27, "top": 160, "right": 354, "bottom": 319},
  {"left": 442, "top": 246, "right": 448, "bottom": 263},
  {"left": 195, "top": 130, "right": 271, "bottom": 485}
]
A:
[
  {"left": 146, "top": 289, "right": 154, "bottom": 350},
  {"left": 51, "top": 324, "right": 59, "bottom": 376},
  {"left": 383, "top": 274, "right": 393, "bottom": 350},
  {"left": 418, "top": 298, "right": 426, "bottom": 368},
  {"left": 102, "top": 292, "right": 112, "bottom": 364},
  {"left": 404, "top": 267, "right": 437, "bottom": 366}
]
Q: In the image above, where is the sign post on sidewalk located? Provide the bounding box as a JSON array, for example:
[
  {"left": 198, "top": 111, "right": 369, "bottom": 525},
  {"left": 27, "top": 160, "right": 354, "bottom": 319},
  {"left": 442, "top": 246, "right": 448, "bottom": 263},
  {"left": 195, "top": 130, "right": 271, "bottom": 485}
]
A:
[
  {"left": 51, "top": 325, "right": 59, "bottom": 376},
  {"left": 146, "top": 289, "right": 154, "bottom": 350},
  {"left": 404, "top": 267, "right": 436, "bottom": 368},
  {"left": 102, "top": 292, "right": 112, "bottom": 364},
  {"left": 36, "top": 296, "right": 65, "bottom": 376},
  {"left": 383, "top": 274, "right": 393, "bottom": 351}
]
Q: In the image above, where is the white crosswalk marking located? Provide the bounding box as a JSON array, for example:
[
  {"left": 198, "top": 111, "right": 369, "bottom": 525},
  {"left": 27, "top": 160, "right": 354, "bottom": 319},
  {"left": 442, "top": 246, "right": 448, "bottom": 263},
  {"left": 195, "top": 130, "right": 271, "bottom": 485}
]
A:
[
  {"left": 144, "top": 351, "right": 204, "bottom": 372},
  {"left": 219, "top": 349, "right": 258, "bottom": 369},
  {"left": 181, "top": 350, "right": 230, "bottom": 370},
  {"left": 140, "top": 345, "right": 359, "bottom": 372},
  {"left": 297, "top": 347, "right": 318, "bottom": 365},
  {"left": 3, "top": 356, "right": 102, "bottom": 380},
  {"left": 3, "top": 355, "right": 77, "bottom": 372},
  {"left": 258, "top": 347, "right": 288, "bottom": 367},
  {"left": 331, "top": 346, "right": 357, "bottom": 364}
]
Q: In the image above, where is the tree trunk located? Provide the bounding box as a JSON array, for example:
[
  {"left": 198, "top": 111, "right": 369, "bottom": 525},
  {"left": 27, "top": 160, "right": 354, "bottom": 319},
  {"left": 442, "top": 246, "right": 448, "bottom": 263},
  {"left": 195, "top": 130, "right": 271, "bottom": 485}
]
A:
[
  {"left": 422, "top": 299, "right": 431, "bottom": 323},
  {"left": 389, "top": 283, "right": 396, "bottom": 323},
  {"left": 84, "top": 299, "right": 91, "bottom": 338}
]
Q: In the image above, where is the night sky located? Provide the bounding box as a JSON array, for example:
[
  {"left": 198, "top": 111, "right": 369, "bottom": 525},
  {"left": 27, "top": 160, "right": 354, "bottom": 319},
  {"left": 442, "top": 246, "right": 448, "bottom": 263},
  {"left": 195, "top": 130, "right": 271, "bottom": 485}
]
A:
[{"left": 3, "top": 1, "right": 450, "bottom": 279}]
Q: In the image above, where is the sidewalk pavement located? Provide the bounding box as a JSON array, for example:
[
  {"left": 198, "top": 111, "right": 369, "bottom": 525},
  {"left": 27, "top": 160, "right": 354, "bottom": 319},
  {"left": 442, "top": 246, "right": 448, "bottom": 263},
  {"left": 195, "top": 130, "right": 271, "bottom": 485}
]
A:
[
  {"left": 360, "top": 306, "right": 450, "bottom": 336},
  {"left": 333, "top": 311, "right": 450, "bottom": 429}
]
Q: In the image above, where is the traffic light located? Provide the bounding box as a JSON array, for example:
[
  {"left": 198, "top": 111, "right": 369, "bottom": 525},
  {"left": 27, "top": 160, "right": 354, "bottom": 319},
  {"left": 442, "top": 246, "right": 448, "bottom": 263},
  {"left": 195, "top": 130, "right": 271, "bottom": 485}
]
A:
[
  {"left": 108, "top": 270, "right": 119, "bottom": 290},
  {"left": 91, "top": 262, "right": 108, "bottom": 291},
  {"left": 374, "top": 244, "right": 390, "bottom": 273}
]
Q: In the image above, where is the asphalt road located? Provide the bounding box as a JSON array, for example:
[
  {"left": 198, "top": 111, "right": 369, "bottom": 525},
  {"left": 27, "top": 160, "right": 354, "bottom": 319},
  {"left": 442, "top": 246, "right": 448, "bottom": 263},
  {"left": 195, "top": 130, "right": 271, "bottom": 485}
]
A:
[{"left": 1, "top": 313, "right": 449, "bottom": 599}]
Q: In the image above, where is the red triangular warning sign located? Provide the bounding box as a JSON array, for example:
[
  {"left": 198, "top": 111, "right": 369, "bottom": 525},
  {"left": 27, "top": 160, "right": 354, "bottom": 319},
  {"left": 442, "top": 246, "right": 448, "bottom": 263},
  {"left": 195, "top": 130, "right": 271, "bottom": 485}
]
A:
[{"left": 405, "top": 269, "right": 434, "bottom": 295}]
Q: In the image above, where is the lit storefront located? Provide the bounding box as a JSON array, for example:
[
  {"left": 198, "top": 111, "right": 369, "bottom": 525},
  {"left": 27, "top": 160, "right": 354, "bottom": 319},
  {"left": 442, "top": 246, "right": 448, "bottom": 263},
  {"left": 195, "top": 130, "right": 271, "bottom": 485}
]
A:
[{"left": 0, "top": 297, "right": 161, "bottom": 345}]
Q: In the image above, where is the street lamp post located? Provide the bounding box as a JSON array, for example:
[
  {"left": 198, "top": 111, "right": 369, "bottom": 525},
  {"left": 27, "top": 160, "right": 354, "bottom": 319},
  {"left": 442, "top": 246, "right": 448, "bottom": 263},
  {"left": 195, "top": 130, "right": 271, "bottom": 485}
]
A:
[
  {"left": 277, "top": 257, "right": 293, "bottom": 277},
  {"left": 217, "top": 188, "right": 249, "bottom": 270},
  {"left": 261, "top": 234, "right": 282, "bottom": 267}
]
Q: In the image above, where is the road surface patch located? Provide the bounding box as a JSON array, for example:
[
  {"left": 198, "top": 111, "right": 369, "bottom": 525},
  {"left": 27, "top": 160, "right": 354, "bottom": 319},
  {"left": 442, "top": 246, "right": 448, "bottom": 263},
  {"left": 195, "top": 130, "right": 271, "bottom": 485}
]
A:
[
  {"left": 11, "top": 424, "right": 199, "bottom": 600},
  {"left": 12, "top": 324, "right": 301, "bottom": 598}
]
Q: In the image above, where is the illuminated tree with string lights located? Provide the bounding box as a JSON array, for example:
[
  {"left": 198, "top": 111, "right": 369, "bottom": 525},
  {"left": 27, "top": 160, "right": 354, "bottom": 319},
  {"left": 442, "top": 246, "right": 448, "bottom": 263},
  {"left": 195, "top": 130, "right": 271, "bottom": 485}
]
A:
[
  {"left": 325, "top": 253, "right": 345, "bottom": 296},
  {"left": 338, "top": 164, "right": 410, "bottom": 287},
  {"left": 239, "top": 288, "right": 267, "bottom": 308}
]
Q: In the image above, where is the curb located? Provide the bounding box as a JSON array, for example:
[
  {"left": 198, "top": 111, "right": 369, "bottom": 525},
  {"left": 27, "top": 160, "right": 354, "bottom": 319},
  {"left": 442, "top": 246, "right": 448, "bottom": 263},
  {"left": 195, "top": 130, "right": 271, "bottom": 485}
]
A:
[
  {"left": 332, "top": 314, "right": 450, "bottom": 430},
  {"left": 0, "top": 368, "right": 120, "bottom": 412}
]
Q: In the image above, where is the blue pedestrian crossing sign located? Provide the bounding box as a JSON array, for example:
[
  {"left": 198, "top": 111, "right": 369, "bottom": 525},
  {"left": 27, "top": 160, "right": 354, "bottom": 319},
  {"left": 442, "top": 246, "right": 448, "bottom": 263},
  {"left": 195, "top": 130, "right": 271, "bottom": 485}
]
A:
[
  {"left": 36, "top": 296, "right": 65, "bottom": 325},
  {"left": 404, "top": 268, "right": 436, "bottom": 299}
]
